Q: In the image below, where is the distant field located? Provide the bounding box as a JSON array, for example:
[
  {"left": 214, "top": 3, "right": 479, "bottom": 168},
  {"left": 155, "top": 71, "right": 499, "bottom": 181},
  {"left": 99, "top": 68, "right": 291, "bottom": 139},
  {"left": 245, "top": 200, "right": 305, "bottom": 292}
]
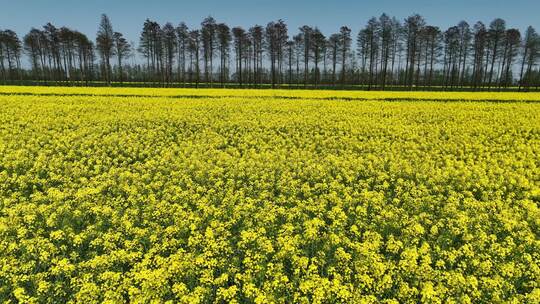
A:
[
  {"left": 2, "top": 85, "right": 540, "bottom": 102},
  {"left": 0, "top": 87, "right": 539, "bottom": 303},
  {"left": 2, "top": 80, "right": 539, "bottom": 92}
]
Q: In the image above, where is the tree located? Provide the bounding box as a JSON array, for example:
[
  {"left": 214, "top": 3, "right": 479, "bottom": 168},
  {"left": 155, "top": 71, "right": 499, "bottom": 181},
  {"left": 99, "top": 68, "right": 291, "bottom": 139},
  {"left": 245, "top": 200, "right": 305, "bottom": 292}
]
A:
[
  {"left": 0, "top": 30, "right": 22, "bottom": 82},
  {"left": 339, "top": 26, "right": 352, "bottom": 85},
  {"left": 188, "top": 30, "right": 201, "bottom": 86},
  {"left": 23, "top": 29, "right": 44, "bottom": 80},
  {"left": 139, "top": 19, "right": 163, "bottom": 82},
  {"left": 96, "top": 14, "right": 114, "bottom": 85},
  {"left": 404, "top": 14, "right": 425, "bottom": 88},
  {"left": 499, "top": 29, "right": 521, "bottom": 87},
  {"left": 310, "top": 28, "right": 326, "bottom": 86},
  {"left": 6, "top": 13, "right": 540, "bottom": 90},
  {"left": 357, "top": 28, "right": 369, "bottom": 85},
  {"left": 265, "top": 20, "right": 288, "bottom": 85},
  {"left": 75, "top": 31, "right": 95, "bottom": 84},
  {"left": 361, "top": 18, "right": 379, "bottom": 89},
  {"left": 216, "top": 23, "right": 231, "bottom": 86},
  {"left": 379, "top": 14, "right": 393, "bottom": 89},
  {"left": 519, "top": 26, "right": 540, "bottom": 89},
  {"left": 113, "top": 32, "right": 131, "bottom": 83},
  {"left": 293, "top": 34, "right": 303, "bottom": 84},
  {"left": 232, "top": 27, "right": 247, "bottom": 86},
  {"left": 457, "top": 21, "right": 472, "bottom": 87},
  {"left": 162, "top": 23, "right": 177, "bottom": 84},
  {"left": 43, "top": 23, "right": 62, "bottom": 81},
  {"left": 298, "top": 25, "right": 313, "bottom": 85},
  {"left": 201, "top": 16, "right": 216, "bottom": 85},
  {"left": 472, "top": 22, "right": 487, "bottom": 88},
  {"left": 389, "top": 17, "right": 403, "bottom": 85},
  {"left": 443, "top": 26, "right": 460, "bottom": 88},
  {"left": 487, "top": 18, "right": 506, "bottom": 88},
  {"left": 265, "top": 22, "right": 288, "bottom": 88},
  {"left": 28, "top": 24, "right": 94, "bottom": 84},
  {"left": 249, "top": 25, "right": 264, "bottom": 86},
  {"left": 286, "top": 39, "right": 295, "bottom": 84},
  {"left": 422, "top": 26, "right": 441, "bottom": 87},
  {"left": 176, "top": 22, "right": 189, "bottom": 84},
  {"left": 59, "top": 27, "right": 76, "bottom": 81},
  {"left": 328, "top": 33, "right": 340, "bottom": 85},
  {"left": 55, "top": 27, "right": 94, "bottom": 83}
]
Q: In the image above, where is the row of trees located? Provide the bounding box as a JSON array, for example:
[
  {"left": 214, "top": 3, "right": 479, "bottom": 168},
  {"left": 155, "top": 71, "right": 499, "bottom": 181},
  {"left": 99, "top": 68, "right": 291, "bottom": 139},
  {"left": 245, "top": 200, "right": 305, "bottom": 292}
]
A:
[
  {"left": 1, "top": 14, "right": 540, "bottom": 90},
  {"left": 0, "top": 30, "right": 22, "bottom": 81}
]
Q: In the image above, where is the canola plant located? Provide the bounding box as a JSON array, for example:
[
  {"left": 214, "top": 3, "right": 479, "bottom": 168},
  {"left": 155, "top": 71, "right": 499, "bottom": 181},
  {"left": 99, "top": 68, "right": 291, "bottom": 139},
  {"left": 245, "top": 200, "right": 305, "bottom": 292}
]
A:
[{"left": 0, "top": 87, "right": 539, "bottom": 303}]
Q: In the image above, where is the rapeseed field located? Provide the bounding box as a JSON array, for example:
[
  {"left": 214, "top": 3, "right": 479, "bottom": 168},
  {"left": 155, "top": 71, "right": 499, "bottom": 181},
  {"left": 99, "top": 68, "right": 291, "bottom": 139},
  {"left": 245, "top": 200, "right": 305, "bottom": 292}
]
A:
[{"left": 0, "top": 87, "right": 539, "bottom": 303}]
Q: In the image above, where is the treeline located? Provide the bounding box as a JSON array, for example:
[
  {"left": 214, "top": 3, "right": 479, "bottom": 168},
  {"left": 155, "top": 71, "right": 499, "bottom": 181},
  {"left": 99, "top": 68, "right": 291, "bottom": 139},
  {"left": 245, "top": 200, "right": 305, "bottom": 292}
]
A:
[{"left": 1, "top": 14, "right": 540, "bottom": 90}]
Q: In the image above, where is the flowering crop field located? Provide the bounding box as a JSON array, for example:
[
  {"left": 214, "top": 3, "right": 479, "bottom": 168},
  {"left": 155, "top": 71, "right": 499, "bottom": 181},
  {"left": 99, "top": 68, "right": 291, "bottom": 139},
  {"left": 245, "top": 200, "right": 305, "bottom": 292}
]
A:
[{"left": 0, "top": 87, "right": 539, "bottom": 303}]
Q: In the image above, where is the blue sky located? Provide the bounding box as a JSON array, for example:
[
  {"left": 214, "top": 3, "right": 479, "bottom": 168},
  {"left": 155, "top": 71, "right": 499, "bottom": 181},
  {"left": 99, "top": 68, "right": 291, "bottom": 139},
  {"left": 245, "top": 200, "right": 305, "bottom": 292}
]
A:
[{"left": 1, "top": 0, "right": 538, "bottom": 43}]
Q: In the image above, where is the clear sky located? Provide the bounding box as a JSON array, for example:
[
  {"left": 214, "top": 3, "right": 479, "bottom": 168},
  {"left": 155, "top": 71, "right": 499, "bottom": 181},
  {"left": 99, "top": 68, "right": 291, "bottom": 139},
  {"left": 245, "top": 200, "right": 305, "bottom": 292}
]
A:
[{"left": 1, "top": 0, "right": 538, "bottom": 44}]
